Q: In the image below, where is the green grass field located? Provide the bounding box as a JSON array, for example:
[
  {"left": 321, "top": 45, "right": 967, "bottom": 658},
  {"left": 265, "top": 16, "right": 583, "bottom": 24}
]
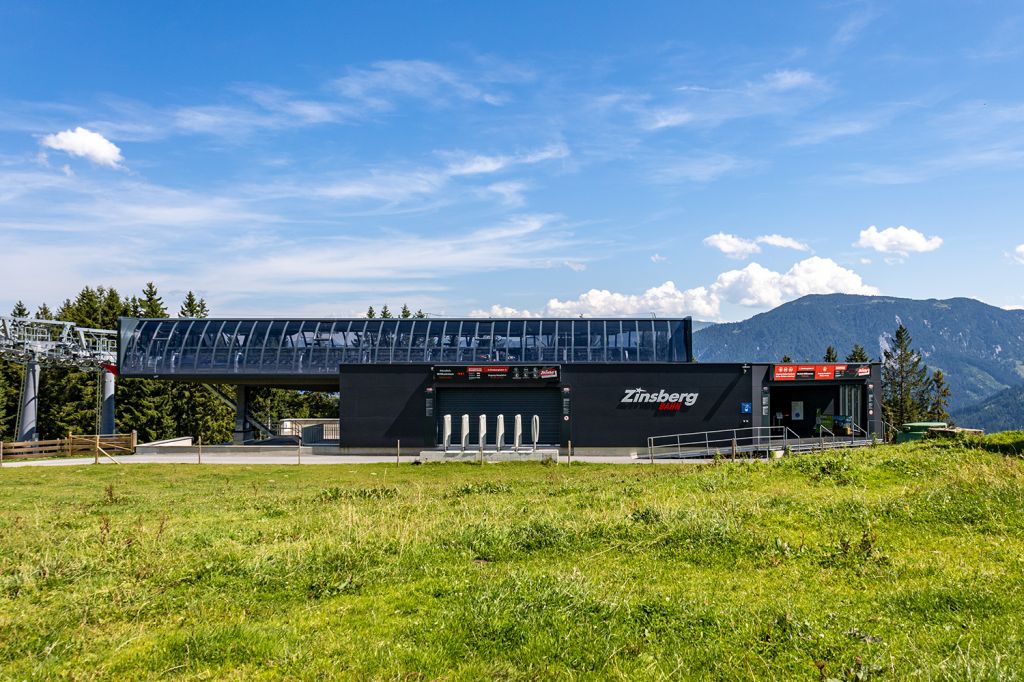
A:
[{"left": 2, "top": 436, "right": 1024, "bottom": 680}]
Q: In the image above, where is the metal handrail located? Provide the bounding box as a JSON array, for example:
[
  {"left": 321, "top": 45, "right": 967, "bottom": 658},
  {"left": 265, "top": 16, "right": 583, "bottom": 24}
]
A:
[{"left": 647, "top": 425, "right": 791, "bottom": 459}]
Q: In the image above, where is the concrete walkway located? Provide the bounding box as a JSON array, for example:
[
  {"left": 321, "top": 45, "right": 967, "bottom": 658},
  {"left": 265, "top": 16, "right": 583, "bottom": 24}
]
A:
[{"left": 0, "top": 452, "right": 720, "bottom": 467}]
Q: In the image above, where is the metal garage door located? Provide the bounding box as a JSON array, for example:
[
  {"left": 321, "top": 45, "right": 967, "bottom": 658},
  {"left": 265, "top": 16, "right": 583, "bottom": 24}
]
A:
[{"left": 436, "top": 388, "right": 562, "bottom": 446}]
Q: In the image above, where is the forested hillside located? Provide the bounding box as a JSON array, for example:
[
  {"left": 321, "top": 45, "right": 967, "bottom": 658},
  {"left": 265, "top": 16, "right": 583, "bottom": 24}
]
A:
[
  {"left": 0, "top": 284, "right": 337, "bottom": 443},
  {"left": 695, "top": 294, "right": 1024, "bottom": 416}
]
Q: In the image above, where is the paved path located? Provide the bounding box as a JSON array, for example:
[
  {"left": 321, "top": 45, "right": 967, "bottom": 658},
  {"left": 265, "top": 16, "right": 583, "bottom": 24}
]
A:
[{"left": 0, "top": 452, "right": 718, "bottom": 467}]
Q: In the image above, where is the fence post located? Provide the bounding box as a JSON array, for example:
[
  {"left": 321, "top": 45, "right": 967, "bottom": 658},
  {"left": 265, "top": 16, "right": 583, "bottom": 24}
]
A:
[
  {"left": 131, "top": 430, "right": 137, "bottom": 453},
  {"left": 94, "top": 433, "right": 100, "bottom": 464},
  {"left": 297, "top": 435, "right": 302, "bottom": 465},
  {"left": 1, "top": 440, "right": 4, "bottom": 467},
  {"left": 705, "top": 433, "right": 711, "bottom": 459},
  {"left": 396, "top": 439, "right": 400, "bottom": 465},
  {"left": 198, "top": 435, "right": 202, "bottom": 465}
]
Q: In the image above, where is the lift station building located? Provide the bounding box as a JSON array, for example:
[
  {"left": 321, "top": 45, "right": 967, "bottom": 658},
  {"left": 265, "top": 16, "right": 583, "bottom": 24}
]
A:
[{"left": 118, "top": 316, "right": 882, "bottom": 453}]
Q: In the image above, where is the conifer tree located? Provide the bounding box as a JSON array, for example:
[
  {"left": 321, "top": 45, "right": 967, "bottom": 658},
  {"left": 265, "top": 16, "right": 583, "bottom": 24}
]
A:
[
  {"left": 824, "top": 346, "right": 838, "bottom": 362},
  {"left": 380, "top": 304, "right": 392, "bottom": 319},
  {"left": 400, "top": 304, "right": 412, "bottom": 319},
  {"left": 11, "top": 301, "right": 29, "bottom": 318},
  {"left": 168, "top": 292, "right": 232, "bottom": 443},
  {"left": 846, "top": 344, "right": 870, "bottom": 363},
  {"left": 882, "top": 324, "right": 932, "bottom": 428},
  {"left": 178, "top": 291, "right": 210, "bottom": 318},
  {"left": 414, "top": 309, "right": 426, "bottom": 319},
  {"left": 927, "top": 369, "right": 952, "bottom": 423},
  {"left": 366, "top": 306, "right": 376, "bottom": 319},
  {"left": 115, "top": 283, "right": 175, "bottom": 441},
  {"left": 35, "top": 303, "right": 53, "bottom": 320},
  {"left": 781, "top": 355, "right": 792, "bottom": 363}
]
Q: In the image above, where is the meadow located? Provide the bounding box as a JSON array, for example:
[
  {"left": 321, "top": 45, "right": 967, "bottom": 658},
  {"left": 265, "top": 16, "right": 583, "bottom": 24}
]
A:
[{"left": 1, "top": 435, "right": 1023, "bottom": 680}]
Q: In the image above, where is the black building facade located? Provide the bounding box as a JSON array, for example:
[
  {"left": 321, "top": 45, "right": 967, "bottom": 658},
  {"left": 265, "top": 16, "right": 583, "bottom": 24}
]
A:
[{"left": 118, "top": 316, "right": 882, "bottom": 453}]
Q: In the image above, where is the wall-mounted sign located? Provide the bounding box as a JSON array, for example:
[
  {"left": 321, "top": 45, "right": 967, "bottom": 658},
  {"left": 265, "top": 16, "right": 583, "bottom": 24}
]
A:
[
  {"left": 432, "top": 365, "right": 560, "bottom": 382},
  {"left": 773, "top": 363, "right": 870, "bottom": 381},
  {"left": 620, "top": 388, "right": 699, "bottom": 412}
]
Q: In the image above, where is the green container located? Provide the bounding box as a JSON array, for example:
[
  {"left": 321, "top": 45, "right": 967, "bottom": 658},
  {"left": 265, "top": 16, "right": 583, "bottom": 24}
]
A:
[{"left": 895, "top": 422, "right": 947, "bottom": 443}]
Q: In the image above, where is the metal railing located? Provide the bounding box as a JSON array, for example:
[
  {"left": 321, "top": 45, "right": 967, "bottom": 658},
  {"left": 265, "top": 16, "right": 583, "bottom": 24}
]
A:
[
  {"left": 647, "top": 423, "right": 878, "bottom": 460},
  {"left": 647, "top": 426, "right": 797, "bottom": 459}
]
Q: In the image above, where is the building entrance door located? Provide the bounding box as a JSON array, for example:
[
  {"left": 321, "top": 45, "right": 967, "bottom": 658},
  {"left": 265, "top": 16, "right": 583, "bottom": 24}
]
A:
[{"left": 839, "top": 384, "right": 863, "bottom": 433}]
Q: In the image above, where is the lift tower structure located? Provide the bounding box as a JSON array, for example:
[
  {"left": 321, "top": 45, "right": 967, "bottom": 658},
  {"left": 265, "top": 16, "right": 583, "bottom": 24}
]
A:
[{"left": 0, "top": 316, "right": 117, "bottom": 441}]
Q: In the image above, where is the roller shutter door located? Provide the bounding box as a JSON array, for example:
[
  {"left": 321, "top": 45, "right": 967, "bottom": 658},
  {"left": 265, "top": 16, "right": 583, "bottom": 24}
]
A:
[{"left": 436, "top": 388, "right": 562, "bottom": 446}]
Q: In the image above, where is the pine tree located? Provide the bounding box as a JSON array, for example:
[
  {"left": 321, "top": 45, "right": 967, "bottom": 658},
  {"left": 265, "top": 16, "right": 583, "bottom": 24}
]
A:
[
  {"left": 115, "top": 283, "right": 174, "bottom": 441},
  {"left": 380, "top": 304, "right": 393, "bottom": 319},
  {"left": 366, "top": 306, "right": 376, "bottom": 319},
  {"left": 414, "top": 309, "right": 426, "bottom": 319},
  {"left": 35, "top": 304, "right": 53, "bottom": 320},
  {"left": 846, "top": 344, "right": 870, "bottom": 363},
  {"left": 824, "top": 346, "right": 838, "bottom": 362},
  {"left": 10, "top": 301, "right": 29, "bottom": 318},
  {"left": 927, "top": 369, "right": 952, "bottom": 423},
  {"left": 400, "top": 304, "right": 412, "bottom": 319},
  {"left": 882, "top": 324, "right": 932, "bottom": 429},
  {"left": 179, "top": 291, "right": 209, "bottom": 318},
  {"left": 781, "top": 355, "right": 792, "bottom": 363},
  {"left": 168, "top": 292, "right": 232, "bottom": 443},
  {"left": 138, "top": 282, "right": 166, "bottom": 317}
]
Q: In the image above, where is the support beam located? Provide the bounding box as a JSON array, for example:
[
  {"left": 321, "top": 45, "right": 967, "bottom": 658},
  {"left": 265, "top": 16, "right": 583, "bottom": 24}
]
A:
[
  {"left": 100, "top": 369, "right": 116, "bottom": 435},
  {"left": 17, "top": 360, "right": 40, "bottom": 442},
  {"left": 233, "top": 385, "right": 254, "bottom": 444}
]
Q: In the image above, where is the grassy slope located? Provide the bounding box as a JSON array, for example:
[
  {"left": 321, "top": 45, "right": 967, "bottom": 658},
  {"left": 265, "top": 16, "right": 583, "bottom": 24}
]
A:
[{"left": 1, "top": 438, "right": 1023, "bottom": 680}]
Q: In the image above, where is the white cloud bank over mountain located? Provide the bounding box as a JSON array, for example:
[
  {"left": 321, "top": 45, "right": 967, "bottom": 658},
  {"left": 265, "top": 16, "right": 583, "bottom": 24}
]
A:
[
  {"left": 855, "top": 225, "right": 942, "bottom": 256},
  {"left": 474, "top": 256, "right": 877, "bottom": 319},
  {"left": 40, "top": 127, "right": 123, "bottom": 168}
]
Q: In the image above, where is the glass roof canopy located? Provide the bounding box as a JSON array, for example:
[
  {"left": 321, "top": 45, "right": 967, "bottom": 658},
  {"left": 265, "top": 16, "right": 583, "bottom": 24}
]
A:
[{"left": 118, "top": 317, "right": 693, "bottom": 378}]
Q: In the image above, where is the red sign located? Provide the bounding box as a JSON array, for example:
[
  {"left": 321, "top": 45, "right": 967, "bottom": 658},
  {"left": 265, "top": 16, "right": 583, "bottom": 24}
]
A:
[
  {"left": 773, "top": 363, "right": 869, "bottom": 381},
  {"left": 774, "top": 365, "right": 795, "bottom": 381},
  {"left": 815, "top": 365, "right": 835, "bottom": 380}
]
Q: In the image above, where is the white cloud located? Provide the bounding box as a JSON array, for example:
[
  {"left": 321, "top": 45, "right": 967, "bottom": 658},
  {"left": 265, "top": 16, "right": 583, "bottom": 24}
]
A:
[
  {"left": 544, "top": 281, "right": 720, "bottom": 319},
  {"left": 650, "top": 253, "right": 667, "bottom": 263},
  {"left": 332, "top": 60, "right": 505, "bottom": 108},
  {"left": 855, "top": 225, "right": 943, "bottom": 256},
  {"left": 704, "top": 232, "right": 811, "bottom": 259},
  {"left": 761, "top": 69, "right": 819, "bottom": 92},
  {"left": 704, "top": 232, "right": 761, "bottom": 259},
  {"left": 444, "top": 143, "right": 568, "bottom": 176},
  {"left": 756, "top": 234, "right": 810, "bottom": 251},
  {"left": 641, "top": 68, "right": 824, "bottom": 131},
  {"left": 478, "top": 256, "right": 876, "bottom": 319},
  {"left": 40, "top": 127, "right": 123, "bottom": 167},
  {"left": 1013, "top": 244, "right": 1024, "bottom": 264},
  {"left": 563, "top": 260, "right": 587, "bottom": 272},
  {"left": 485, "top": 181, "right": 528, "bottom": 207},
  {"left": 656, "top": 154, "right": 751, "bottom": 182}
]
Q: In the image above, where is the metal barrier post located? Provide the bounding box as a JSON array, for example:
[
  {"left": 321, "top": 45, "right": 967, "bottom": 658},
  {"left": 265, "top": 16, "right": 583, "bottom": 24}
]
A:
[{"left": 705, "top": 433, "right": 710, "bottom": 458}]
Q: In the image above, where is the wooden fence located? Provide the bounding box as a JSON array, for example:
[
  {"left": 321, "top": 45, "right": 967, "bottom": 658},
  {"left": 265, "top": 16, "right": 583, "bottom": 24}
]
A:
[{"left": 0, "top": 432, "right": 137, "bottom": 464}]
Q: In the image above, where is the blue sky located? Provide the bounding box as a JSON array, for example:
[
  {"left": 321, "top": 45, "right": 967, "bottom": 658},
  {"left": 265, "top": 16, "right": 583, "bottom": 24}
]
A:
[{"left": 2, "top": 1, "right": 1023, "bottom": 321}]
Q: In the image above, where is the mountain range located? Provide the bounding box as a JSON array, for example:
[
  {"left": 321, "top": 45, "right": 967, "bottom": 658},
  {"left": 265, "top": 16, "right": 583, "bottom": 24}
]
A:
[{"left": 693, "top": 294, "right": 1024, "bottom": 430}]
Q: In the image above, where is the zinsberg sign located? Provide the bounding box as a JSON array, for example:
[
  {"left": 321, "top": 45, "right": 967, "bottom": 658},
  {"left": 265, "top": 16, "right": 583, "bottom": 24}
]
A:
[{"left": 621, "top": 388, "right": 698, "bottom": 411}]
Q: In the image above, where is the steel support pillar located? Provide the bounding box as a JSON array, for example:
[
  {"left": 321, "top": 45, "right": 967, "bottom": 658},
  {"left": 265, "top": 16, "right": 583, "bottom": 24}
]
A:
[
  {"left": 100, "top": 369, "right": 116, "bottom": 435},
  {"left": 17, "top": 359, "right": 40, "bottom": 442},
  {"left": 233, "top": 385, "right": 253, "bottom": 444}
]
